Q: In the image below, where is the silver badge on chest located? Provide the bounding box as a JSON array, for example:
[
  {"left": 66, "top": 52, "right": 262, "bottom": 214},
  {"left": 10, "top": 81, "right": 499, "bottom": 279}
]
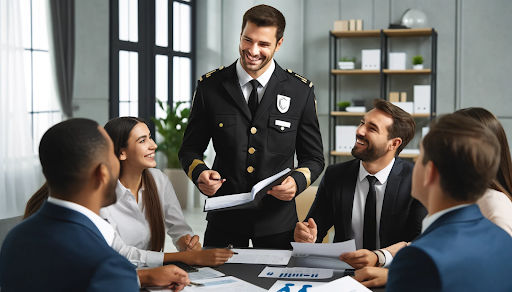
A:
[{"left": 277, "top": 94, "right": 291, "bottom": 113}]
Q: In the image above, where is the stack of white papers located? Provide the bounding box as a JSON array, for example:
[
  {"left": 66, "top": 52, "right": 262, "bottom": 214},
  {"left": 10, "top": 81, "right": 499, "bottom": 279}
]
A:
[
  {"left": 309, "top": 276, "right": 372, "bottom": 292},
  {"left": 226, "top": 249, "right": 292, "bottom": 265},
  {"left": 291, "top": 239, "right": 356, "bottom": 258}
]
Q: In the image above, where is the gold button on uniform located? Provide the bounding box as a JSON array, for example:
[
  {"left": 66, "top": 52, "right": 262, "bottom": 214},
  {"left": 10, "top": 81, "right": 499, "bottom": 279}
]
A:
[
  {"left": 247, "top": 166, "right": 254, "bottom": 173},
  {"left": 248, "top": 147, "right": 255, "bottom": 154},
  {"left": 250, "top": 127, "right": 257, "bottom": 134},
  {"left": 219, "top": 123, "right": 223, "bottom": 128}
]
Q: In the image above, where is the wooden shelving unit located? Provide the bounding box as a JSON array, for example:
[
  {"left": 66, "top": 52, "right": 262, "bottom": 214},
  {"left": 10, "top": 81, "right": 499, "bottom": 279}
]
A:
[
  {"left": 331, "top": 151, "right": 419, "bottom": 159},
  {"left": 330, "top": 111, "right": 431, "bottom": 118},
  {"left": 328, "top": 28, "right": 438, "bottom": 164}
]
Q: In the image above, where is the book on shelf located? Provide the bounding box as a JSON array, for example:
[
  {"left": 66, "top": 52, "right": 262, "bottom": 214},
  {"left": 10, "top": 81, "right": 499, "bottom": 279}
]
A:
[{"left": 204, "top": 168, "right": 293, "bottom": 212}]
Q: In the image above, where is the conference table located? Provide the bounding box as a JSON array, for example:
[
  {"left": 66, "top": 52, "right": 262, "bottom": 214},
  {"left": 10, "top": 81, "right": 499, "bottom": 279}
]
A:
[{"left": 142, "top": 249, "right": 386, "bottom": 291}]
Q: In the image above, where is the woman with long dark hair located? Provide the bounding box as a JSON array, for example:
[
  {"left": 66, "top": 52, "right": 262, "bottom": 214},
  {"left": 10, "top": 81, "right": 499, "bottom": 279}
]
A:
[{"left": 101, "top": 117, "right": 233, "bottom": 267}]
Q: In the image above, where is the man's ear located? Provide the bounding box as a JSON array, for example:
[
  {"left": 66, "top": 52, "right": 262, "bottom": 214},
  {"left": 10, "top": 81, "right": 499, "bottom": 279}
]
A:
[
  {"left": 389, "top": 137, "right": 402, "bottom": 152},
  {"left": 274, "top": 37, "right": 284, "bottom": 52},
  {"left": 93, "top": 163, "right": 109, "bottom": 187},
  {"left": 424, "top": 161, "right": 437, "bottom": 187}
]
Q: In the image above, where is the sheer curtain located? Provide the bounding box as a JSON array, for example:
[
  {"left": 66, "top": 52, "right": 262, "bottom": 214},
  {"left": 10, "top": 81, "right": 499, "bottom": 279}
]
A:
[{"left": 0, "top": 0, "right": 39, "bottom": 219}]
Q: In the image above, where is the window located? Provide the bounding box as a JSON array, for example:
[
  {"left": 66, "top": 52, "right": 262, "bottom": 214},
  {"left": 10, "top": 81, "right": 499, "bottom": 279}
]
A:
[
  {"left": 20, "top": 0, "right": 62, "bottom": 154},
  {"left": 110, "top": 0, "right": 196, "bottom": 130}
]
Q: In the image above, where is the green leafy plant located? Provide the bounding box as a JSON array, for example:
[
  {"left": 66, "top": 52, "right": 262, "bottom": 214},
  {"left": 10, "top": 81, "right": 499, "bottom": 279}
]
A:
[
  {"left": 151, "top": 100, "right": 190, "bottom": 169},
  {"left": 412, "top": 55, "right": 424, "bottom": 65},
  {"left": 339, "top": 57, "right": 356, "bottom": 63},
  {"left": 337, "top": 101, "right": 351, "bottom": 111}
]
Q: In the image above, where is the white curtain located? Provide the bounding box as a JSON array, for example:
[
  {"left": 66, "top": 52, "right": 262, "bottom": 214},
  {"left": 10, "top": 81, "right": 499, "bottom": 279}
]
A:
[{"left": 0, "top": 0, "right": 39, "bottom": 219}]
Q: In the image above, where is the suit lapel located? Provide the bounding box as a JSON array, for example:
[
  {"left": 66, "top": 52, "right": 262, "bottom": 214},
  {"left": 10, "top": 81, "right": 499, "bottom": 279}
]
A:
[
  {"left": 380, "top": 158, "right": 403, "bottom": 237},
  {"left": 253, "top": 64, "right": 286, "bottom": 122},
  {"left": 341, "top": 160, "right": 360, "bottom": 238},
  {"left": 222, "top": 64, "right": 252, "bottom": 121}
]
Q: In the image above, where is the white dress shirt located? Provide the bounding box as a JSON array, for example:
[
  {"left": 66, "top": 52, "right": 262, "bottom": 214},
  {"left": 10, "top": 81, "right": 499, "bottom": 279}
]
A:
[
  {"left": 477, "top": 188, "right": 512, "bottom": 237},
  {"left": 236, "top": 58, "right": 275, "bottom": 104},
  {"left": 421, "top": 204, "right": 471, "bottom": 233},
  {"left": 100, "top": 168, "right": 194, "bottom": 267},
  {"left": 351, "top": 158, "right": 395, "bottom": 251},
  {"left": 47, "top": 196, "right": 115, "bottom": 246}
]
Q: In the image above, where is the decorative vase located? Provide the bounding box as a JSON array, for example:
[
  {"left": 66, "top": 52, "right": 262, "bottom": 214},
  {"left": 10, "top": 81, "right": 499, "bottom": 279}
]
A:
[
  {"left": 413, "top": 64, "right": 424, "bottom": 70},
  {"left": 163, "top": 168, "right": 193, "bottom": 209}
]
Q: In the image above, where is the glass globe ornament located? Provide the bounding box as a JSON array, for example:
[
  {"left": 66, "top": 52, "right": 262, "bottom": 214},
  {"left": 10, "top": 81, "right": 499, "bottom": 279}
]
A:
[{"left": 401, "top": 9, "right": 428, "bottom": 28}]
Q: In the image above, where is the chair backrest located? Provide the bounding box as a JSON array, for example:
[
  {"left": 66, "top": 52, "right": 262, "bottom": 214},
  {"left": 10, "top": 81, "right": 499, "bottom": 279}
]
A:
[
  {"left": 0, "top": 215, "right": 23, "bottom": 249},
  {"left": 295, "top": 186, "right": 334, "bottom": 243},
  {"left": 296, "top": 186, "right": 318, "bottom": 222}
]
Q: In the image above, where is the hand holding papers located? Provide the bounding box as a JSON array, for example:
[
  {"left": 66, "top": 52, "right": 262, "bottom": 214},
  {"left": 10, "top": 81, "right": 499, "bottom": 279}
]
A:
[
  {"left": 226, "top": 249, "right": 292, "bottom": 265},
  {"left": 204, "top": 168, "right": 293, "bottom": 211}
]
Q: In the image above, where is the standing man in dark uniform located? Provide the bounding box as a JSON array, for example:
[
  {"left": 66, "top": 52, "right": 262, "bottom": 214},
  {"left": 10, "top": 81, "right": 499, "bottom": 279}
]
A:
[{"left": 179, "top": 4, "right": 324, "bottom": 249}]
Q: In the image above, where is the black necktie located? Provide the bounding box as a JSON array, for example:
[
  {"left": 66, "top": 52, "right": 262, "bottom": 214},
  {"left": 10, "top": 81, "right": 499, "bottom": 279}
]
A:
[
  {"left": 248, "top": 79, "right": 260, "bottom": 118},
  {"left": 363, "top": 175, "right": 377, "bottom": 250}
]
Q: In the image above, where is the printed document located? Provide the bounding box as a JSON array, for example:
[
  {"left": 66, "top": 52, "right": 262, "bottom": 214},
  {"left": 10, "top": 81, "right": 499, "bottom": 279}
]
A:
[
  {"left": 309, "top": 275, "right": 372, "bottom": 292},
  {"left": 258, "top": 266, "right": 334, "bottom": 279},
  {"left": 226, "top": 249, "right": 292, "bottom": 265},
  {"left": 268, "top": 280, "right": 327, "bottom": 292},
  {"left": 204, "top": 168, "right": 291, "bottom": 211}
]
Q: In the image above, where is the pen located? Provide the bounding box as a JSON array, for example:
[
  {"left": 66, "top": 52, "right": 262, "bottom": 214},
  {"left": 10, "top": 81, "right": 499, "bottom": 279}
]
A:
[
  {"left": 209, "top": 177, "right": 224, "bottom": 181},
  {"left": 188, "top": 281, "right": 205, "bottom": 287},
  {"left": 226, "top": 244, "right": 238, "bottom": 255}
]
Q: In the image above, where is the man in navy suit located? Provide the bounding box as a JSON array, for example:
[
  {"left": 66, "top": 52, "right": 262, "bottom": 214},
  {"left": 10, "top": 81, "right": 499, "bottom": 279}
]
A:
[
  {"left": 295, "top": 99, "right": 427, "bottom": 269},
  {"left": 384, "top": 114, "right": 512, "bottom": 291},
  {"left": 0, "top": 119, "right": 189, "bottom": 292}
]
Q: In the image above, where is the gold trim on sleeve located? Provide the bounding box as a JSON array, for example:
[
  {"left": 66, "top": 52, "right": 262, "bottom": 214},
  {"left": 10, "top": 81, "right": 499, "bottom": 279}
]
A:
[
  {"left": 295, "top": 167, "right": 311, "bottom": 188},
  {"left": 188, "top": 159, "right": 205, "bottom": 180}
]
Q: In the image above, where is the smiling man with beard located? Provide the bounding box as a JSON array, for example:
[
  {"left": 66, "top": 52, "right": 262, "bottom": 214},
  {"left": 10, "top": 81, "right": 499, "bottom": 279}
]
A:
[
  {"left": 179, "top": 5, "right": 324, "bottom": 249},
  {"left": 295, "top": 99, "right": 427, "bottom": 269}
]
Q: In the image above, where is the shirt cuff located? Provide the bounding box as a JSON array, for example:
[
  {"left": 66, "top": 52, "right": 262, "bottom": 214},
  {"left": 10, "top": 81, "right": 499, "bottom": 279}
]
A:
[
  {"left": 381, "top": 249, "right": 394, "bottom": 268},
  {"left": 146, "top": 250, "right": 165, "bottom": 268},
  {"left": 137, "top": 276, "right": 141, "bottom": 288}
]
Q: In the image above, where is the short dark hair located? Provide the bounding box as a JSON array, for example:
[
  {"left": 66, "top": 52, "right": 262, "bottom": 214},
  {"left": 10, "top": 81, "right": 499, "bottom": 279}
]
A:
[
  {"left": 242, "top": 4, "right": 286, "bottom": 42},
  {"left": 373, "top": 99, "right": 416, "bottom": 155},
  {"left": 422, "top": 114, "right": 501, "bottom": 201},
  {"left": 39, "top": 118, "right": 108, "bottom": 194}
]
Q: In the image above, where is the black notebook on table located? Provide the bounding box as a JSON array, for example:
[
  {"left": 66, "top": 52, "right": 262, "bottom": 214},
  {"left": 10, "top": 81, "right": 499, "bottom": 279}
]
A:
[{"left": 203, "top": 168, "right": 293, "bottom": 212}]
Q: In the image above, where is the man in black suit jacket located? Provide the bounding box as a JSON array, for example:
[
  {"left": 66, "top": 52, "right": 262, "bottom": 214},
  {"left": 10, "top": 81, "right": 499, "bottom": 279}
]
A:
[
  {"left": 179, "top": 5, "right": 324, "bottom": 249},
  {"left": 295, "top": 99, "right": 427, "bottom": 269}
]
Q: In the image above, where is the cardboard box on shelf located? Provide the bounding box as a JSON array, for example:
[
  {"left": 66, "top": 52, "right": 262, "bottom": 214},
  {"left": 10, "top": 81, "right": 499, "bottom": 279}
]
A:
[{"left": 389, "top": 92, "right": 399, "bottom": 102}]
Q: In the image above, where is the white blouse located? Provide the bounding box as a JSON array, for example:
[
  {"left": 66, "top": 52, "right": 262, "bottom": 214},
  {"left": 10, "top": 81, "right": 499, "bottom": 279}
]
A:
[
  {"left": 477, "top": 188, "right": 512, "bottom": 237},
  {"left": 100, "top": 168, "right": 194, "bottom": 267}
]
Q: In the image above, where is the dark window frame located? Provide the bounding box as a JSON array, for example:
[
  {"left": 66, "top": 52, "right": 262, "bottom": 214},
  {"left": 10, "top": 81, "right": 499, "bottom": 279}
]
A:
[{"left": 109, "top": 0, "right": 196, "bottom": 133}]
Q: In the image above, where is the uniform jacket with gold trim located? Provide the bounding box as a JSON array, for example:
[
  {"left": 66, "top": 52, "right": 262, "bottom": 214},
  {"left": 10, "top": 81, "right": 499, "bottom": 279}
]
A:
[{"left": 178, "top": 61, "right": 325, "bottom": 236}]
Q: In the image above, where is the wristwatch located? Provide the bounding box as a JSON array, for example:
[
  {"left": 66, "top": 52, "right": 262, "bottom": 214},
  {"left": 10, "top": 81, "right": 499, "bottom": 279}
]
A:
[{"left": 373, "top": 249, "right": 386, "bottom": 267}]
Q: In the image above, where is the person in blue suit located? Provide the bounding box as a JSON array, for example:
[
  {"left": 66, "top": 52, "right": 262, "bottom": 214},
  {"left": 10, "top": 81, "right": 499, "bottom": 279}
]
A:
[
  {"left": 0, "top": 118, "right": 189, "bottom": 292},
  {"left": 385, "top": 114, "right": 512, "bottom": 291}
]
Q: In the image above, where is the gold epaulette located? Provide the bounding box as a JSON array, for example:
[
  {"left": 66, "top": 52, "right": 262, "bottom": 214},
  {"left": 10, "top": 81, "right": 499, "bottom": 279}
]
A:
[
  {"left": 198, "top": 66, "right": 225, "bottom": 82},
  {"left": 285, "top": 69, "right": 314, "bottom": 88}
]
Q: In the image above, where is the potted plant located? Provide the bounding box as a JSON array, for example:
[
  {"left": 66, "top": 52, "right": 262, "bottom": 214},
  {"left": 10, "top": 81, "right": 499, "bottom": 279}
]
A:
[
  {"left": 412, "top": 55, "right": 424, "bottom": 70},
  {"left": 151, "top": 99, "right": 192, "bottom": 208},
  {"left": 337, "top": 101, "right": 351, "bottom": 111},
  {"left": 338, "top": 57, "right": 356, "bottom": 70}
]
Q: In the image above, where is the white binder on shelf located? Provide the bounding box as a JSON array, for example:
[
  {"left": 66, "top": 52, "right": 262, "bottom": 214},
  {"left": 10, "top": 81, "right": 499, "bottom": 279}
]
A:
[
  {"left": 362, "top": 49, "right": 380, "bottom": 70},
  {"left": 335, "top": 126, "right": 357, "bottom": 152},
  {"left": 414, "top": 85, "right": 431, "bottom": 114}
]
